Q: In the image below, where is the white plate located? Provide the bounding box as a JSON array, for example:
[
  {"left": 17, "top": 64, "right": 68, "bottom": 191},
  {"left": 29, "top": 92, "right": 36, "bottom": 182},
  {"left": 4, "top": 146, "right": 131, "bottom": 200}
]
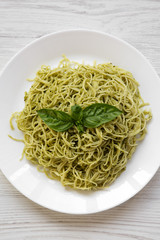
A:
[{"left": 0, "top": 30, "right": 160, "bottom": 214}]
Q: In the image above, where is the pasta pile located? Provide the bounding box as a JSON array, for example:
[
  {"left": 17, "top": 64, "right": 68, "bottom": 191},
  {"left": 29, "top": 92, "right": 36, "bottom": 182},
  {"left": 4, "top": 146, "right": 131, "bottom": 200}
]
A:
[{"left": 10, "top": 57, "right": 151, "bottom": 190}]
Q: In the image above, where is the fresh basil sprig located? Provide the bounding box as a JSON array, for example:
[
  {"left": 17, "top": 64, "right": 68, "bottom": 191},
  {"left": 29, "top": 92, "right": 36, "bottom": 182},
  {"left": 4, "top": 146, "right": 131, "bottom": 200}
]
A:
[{"left": 37, "top": 103, "right": 122, "bottom": 132}]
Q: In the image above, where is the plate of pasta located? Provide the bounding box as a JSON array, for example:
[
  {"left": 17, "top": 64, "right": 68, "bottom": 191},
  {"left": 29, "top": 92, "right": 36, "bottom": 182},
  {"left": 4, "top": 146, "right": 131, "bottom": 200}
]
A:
[{"left": 0, "top": 30, "right": 160, "bottom": 214}]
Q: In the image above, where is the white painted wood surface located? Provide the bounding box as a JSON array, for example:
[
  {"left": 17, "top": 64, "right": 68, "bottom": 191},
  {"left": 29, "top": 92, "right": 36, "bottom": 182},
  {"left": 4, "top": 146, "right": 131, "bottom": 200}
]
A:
[{"left": 0, "top": 0, "right": 160, "bottom": 239}]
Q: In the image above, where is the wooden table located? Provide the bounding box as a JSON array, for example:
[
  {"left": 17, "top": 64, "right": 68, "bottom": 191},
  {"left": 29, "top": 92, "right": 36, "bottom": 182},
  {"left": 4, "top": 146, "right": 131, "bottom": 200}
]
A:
[{"left": 0, "top": 1, "right": 160, "bottom": 239}]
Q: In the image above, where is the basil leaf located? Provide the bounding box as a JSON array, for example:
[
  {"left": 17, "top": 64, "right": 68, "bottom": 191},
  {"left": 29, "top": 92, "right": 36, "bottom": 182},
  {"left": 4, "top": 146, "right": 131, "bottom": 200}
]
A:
[
  {"left": 71, "top": 104, "right": 83, "bottom": 121},
  {"left": 37, "top": 109, "right": 74, "bottom": 132},
  {"left": 83, "top": 103, "right": 122, "bottom": 128}
]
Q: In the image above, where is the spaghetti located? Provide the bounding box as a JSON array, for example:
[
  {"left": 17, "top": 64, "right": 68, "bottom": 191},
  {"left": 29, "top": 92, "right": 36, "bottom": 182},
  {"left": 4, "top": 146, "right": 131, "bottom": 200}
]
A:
[{"left": 10, "top": 57, "right": 152, "bottom": 190}]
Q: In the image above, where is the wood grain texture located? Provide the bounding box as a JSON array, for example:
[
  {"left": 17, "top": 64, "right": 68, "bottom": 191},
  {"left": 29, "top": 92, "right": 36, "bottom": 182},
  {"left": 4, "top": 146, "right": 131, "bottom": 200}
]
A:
[{"left": 0, "top": 0, "right": 160, "bottom": 239}]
